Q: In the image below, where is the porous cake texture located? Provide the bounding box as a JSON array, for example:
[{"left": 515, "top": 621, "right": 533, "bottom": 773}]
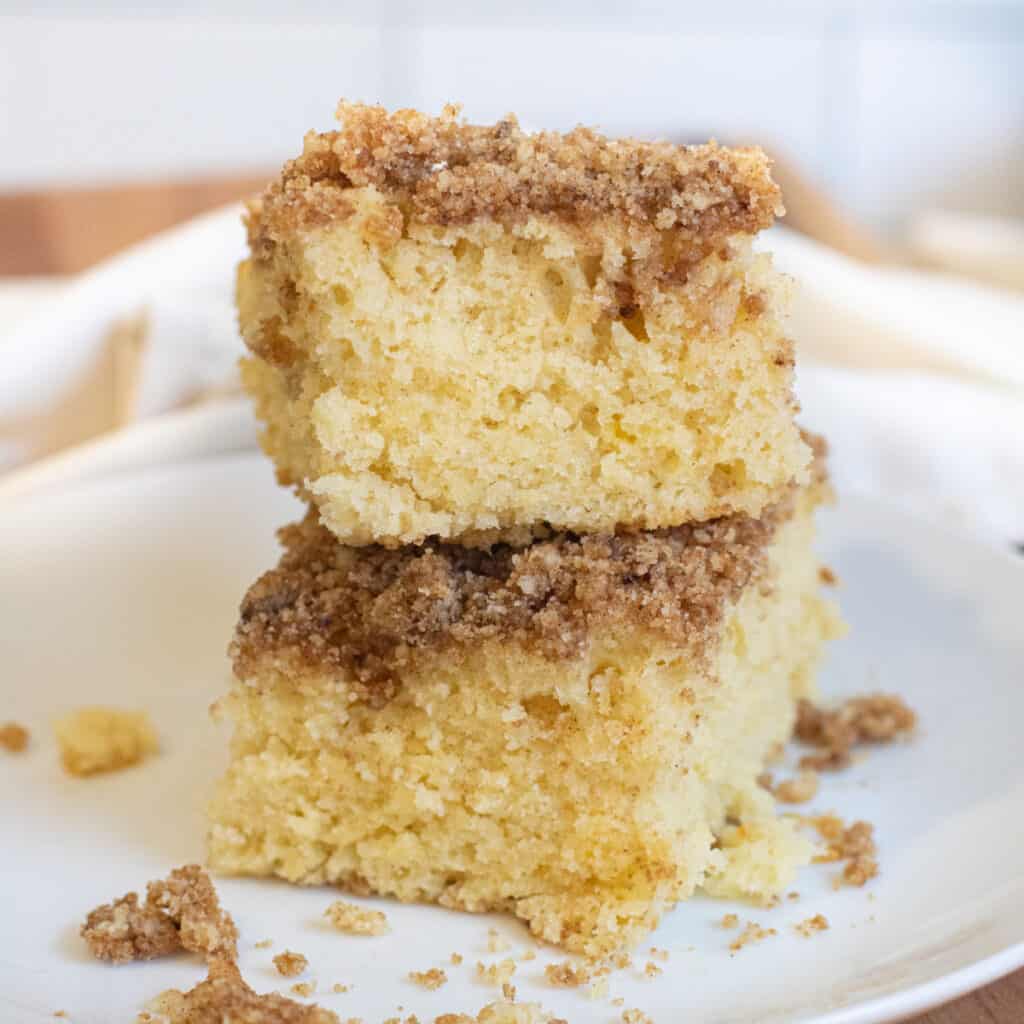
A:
[
  {"left": 207, "top": 455, "right": 841, "bottom": 956},
  {"left": 237, "top": 102, "right": 810, "bottom": 547}
]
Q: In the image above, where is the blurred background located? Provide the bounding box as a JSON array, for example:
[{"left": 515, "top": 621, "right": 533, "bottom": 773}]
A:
[
  {"left": 2, "top": 0, "right": 1023, "bottom": 274},
  {"left": 1, "top": 1, "right": 1022, "bottom": 551}
]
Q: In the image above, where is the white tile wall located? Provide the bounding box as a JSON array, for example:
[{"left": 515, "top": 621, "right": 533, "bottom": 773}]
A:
[{"left": 1, "top": 5, "right": 1022, "bottom": 231}]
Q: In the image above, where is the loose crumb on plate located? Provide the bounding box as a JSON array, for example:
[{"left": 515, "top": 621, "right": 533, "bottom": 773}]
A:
[
  {"left": 773, "top": 771, "right": 819, "bottom": 804},
  {"left": 795, "top": 695, "right": 916, "bottom": 771},
  {"left": 409, "top": 967, "right": 447, "bottom": 990},
  {"left": 476, "top": 959, "right": 516, "bottom": 986},
  {"left": 255, "top": 938, "right": 274, "bottom": 949},
  {"left": 728, "top": 921, "right": 777, "bottom": 952},
  {"left": 486, "top": 928, "right": 511, "bottom": 952},
  {"left": 501, "top": 982, "right": 516, "bottom": 1002},
  {"left": 520, "top": 950, "right": 536, "bottom": 962},
  {"left": 292, "top": 981, "right": 316, "bottom": 997},
  {"left": 146, "top": 958, "right": 338, "bottom": 1023},
  {"left": 809, "top": 815, "right": 879, "bottom": 887},
  {"left": 0, "top": 721, "right": 29, "bottom": 752},
  {"left": 332, "top": 983, "right": 350, "bottom": 994},
  {"left": 81, "top": 864, "right": 237, "bottom": 963},
  {"left": 648, "top": 947, "right": 669, "bottom": 962},
  {"left": 324, "top": 900, "right": 389, "bottom": 936},
  {"left": 622, "top": 1011, "right": 654, "bottom": 1024},
  {"left": 719, "top": 913, "right": 739, "bottom": 929},
  {"left": 274, "top": 951, "right": 309, "bottom": 977},
  {"left": 795, "top": 914, "right": 830, "bottom": 937},
  {"left": 588, "top": 977, "right": 609, "bottom": 1000},
  {"left": 544, "top": 961, "right": 591, "bottom": 987},
  {"left": 55, "top": 707, "right": 158, "bottom": 777}
]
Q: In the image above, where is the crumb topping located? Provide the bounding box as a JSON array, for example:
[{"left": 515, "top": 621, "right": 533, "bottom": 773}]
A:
[
  {"left": 0, "top": 721, "right": 29, "bottom": 752},
  {"left": 233, "top": 492, "right": 798, "bottom": 704},
  {"left": 251, "top": 104, "right": 781, "bottom": 292},
  {"left": 274, "top": 951, "right": 309, "bottom": 977},
  {"left": 323, "top": 900, "right": 389, "bottom": 935},
  {"left": 149, "top": 958, "right": 338, "bottom": 1024},
  {"left": 796, "top": 694, "right": 916, "bottom": 771},
  {"left": 81, "top": 865, "right": 237, "bottom": 964}
]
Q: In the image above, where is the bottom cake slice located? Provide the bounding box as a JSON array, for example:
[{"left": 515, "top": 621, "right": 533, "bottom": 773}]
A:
[{"left": 207, "top": 453, "right": 842, "bottom": 956}]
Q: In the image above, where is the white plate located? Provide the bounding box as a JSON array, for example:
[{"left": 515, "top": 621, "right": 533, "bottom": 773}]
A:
[{"left": 1, "top": 448, "right": 1022, "bottom": 1024}]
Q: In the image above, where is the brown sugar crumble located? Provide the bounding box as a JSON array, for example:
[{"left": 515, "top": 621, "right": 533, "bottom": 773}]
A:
[
  {"left": 55, "top": 707, "right": 159, "bottom": 777},
  {"left": 234, "top": 488, "right": 800, "bottom": 703},
  {"left": 0, "top": 721, "right": 29, "bottom": 752},
  {"left": 409, "top": 967, "right": 447, "bottom": 990},
  {"left": 323, "top": 900, "right": 389, "bottom": 935},
  {"left": 148, "top": 958, "right": 338, "bottom": 1024},
  {"left": 728, "top": 921, "right": 777, "bottom": 952},
  {"left": 274, "top": 951, "right": 309, "bottom": 978},
  {"left": 81, "top": 865, "right": 237, "bottom": 964},
  {"left": 253, "top": 103, "right": 782, "bottom": 309},
  {"left": 795, "top": 914, "right": 830, "bottom": 937},
  {"left": 795, "top": 695, "right": 916, "bottom": 771},
  {"left": 476, "top": 959, "right": 516, "bottom": 986}
]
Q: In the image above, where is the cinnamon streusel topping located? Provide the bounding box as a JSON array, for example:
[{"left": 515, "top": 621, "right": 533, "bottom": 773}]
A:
[
  {"left": 232, "top": 495, "right": 797, "bottom": 705},
  {"left": 248, "top": 103, "right": 782, "bottom": 295}
]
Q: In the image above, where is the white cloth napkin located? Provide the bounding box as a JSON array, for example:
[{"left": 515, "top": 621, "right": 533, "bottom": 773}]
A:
[{"left": 1, "top": 222, "right": 1022, "bottom": 547}]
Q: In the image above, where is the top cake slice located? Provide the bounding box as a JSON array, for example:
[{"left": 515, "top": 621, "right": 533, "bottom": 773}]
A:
[{"left": 238, "top": 102, "right": 810, "bottom": 546}]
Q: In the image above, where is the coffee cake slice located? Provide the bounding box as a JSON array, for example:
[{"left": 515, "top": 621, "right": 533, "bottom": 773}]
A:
[
  {"left": 207, "top": 447, "right": 841, "bottom": 955},
  {"left": 238, "top": 102, "right": 808, "bottom": 546}
]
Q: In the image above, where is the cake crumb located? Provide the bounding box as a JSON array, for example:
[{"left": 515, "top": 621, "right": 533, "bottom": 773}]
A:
[
  {"left": 795, "top": 914, "right": 830, "bottom": 937},
  {"left": 622, "top": 1011, "right": 653, "bottom": 1024},
  {"left": 53, "top": 1013, "right": 67, "bottom": 1019},
  {"left": 544, "top": 961, "right": 590, "bottom": 987},
  {"left": 774, "top": 771, "right": 819, "bottom": 804},
  {"left": 332, "top": 983, "right": 350, "bottom": 994},
  {"left": 795, "top": 695, "right": 916, "bottom": 771},
  {"left": 787, "top": 891, "right": 800, "bottom": 901},
  {"left": 450, "top": 952, "right": 464, "bottom": 965},
  {"left": 643, "top": 961, "right": 662, "bottom": 978},
  {"left": 409, "top": 967, "right": 447, "bottom": 991},
  {"left": 148, "top": 958, "right": 338, "bottom": 1024},
  {"left": 324, "top": 900, "right": 389, "bottom": 936},
  {"left": 81, "top": 864, "right": 236, "bottom": 963},
  {"left": 476, "top": 959, "right": 516, "bottom": 986},
  {"left": 292, "top": 981, "right": 316, "bottom": 997},
  {"left": 720, "top": 913, "right": 739, "bottom": 929},
  {"left": 501, "top": 982, "right": 516, "bottom": 1001},
  {"left": 728, "top": 921, "right": 777, "bottom": 952},
  {"left": 520, "top": 950, "right": 536, "bottom": 962},
  {"left": 612, "top": 997, "right": 625, "bottom": 1007},
  {"left": 0, "top": 721, "right": 29, "bottom": 752},
  {"left": 274, "top": 951, "right": 309, "bottom": 977},
  {"left": 588, "top": 977, "right": 609, "bottom": 1000},
  {"left": 818, "top": 566, "right": 837, "bottom": 585},
  {"left": 648, "top": 947, "right": 669, "bottom": 962},
  {"left": 809, "top": 816, "right": 879, "bottom": 887},
  {"left": 255, "top": 939, "right": 274, "bottom": 949},
  {"left": 486, "top": 928, "right": 511, "bottom": 952},
  {"left": 55, "top": 708, "right": 158, "bottom": 776}
]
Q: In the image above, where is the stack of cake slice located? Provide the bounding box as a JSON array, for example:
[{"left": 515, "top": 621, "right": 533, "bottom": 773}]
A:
[{"left": 208, "top": 103, "right": 843, "bottom": 957}]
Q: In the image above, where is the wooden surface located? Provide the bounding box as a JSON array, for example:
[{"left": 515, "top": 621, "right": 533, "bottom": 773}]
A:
[{"left": 0, "top": 178, "right": 1021, "bottom": 1023}]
